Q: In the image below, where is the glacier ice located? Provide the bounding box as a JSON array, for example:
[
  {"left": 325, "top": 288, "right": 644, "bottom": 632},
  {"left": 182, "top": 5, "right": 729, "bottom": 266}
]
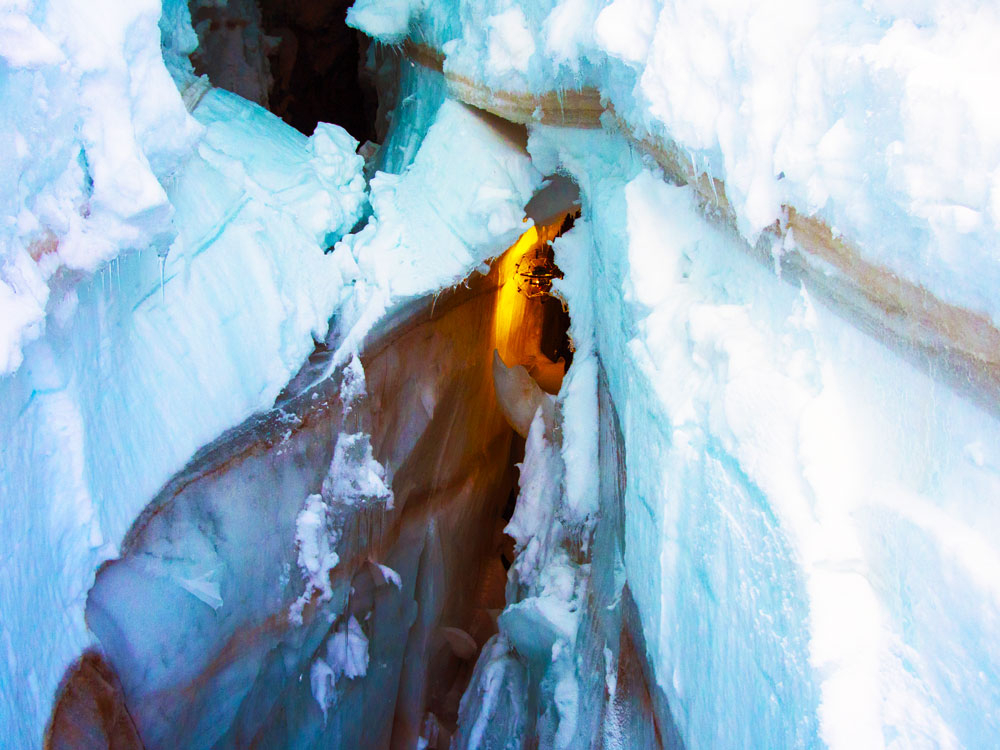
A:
[
  {"left": 0, "top": 24, "right": 365, "bottom": 743},
  {"left": 81, "top": 263, "right": 522, "bottom": 748},
  {"left": 4, "top": 0, "right": 1000, "bottom": 749},
  {"left": 528, "top": 121, "right": 1000, "bottom": 748}
]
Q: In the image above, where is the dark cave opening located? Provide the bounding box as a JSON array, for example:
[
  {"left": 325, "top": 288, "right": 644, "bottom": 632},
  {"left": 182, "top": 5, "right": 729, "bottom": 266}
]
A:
[
  {"left": 44, "top": 223, "right": 580, "bottom": 750},
  {"left": 189, "top": 0, "right": 378, "bottom": 143},
  {"left": 257, "top": 0, "right": 377, "bottom": 141}
]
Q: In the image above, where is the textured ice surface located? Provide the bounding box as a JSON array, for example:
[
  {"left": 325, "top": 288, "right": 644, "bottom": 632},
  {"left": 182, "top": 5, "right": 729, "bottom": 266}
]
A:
[
  {"left": 311, "top": 615, "right": 370, "bottom": 718},
  {"left": 0, "top": 76, "right": 364, "bottom": 746},
  {"left": 83, "top": 265, "right": 517, "bottom": 749},
  {"left": 31, "top": 59, "right": 536, "bottom": 743},
  {"left": 529, "top": 123, "right": 1000, "bottom": 749},
  {"left": 362, "top": 0, "right": 1000, "bottom": 328},
  {"left": 6, "top": 1, "right": 1000, "bottom": 748},
  {"left": 329, "top": 96, "right": 542, "bottom": 363},
  {"left": 0, "top": 0, "right": 199, "bottom": 374}
]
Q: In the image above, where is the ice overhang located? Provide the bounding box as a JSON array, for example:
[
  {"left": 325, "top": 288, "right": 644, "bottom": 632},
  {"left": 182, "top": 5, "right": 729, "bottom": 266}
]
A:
[
  {"left": 524, "top": 174, "right": 580, "bottom": 228},
  {"left": 397, "top": 36, "right": 1000, "bottom": 418}
]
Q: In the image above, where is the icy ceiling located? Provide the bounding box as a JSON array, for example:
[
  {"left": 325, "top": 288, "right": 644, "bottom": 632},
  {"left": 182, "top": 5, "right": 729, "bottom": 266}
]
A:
[{"left": 3, "top": 1, "right": 1000, "bottom": 749}]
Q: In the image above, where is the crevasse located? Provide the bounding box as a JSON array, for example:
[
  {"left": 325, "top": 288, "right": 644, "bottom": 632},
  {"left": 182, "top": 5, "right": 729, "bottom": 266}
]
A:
[{"left": 3, "top": 2, "right": 1000, "bottom": 750}]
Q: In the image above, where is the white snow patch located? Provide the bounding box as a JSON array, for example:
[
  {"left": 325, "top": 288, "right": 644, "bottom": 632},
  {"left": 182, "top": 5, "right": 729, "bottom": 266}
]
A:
[
  {"left": 594, "top": 0, "right": 657, "bottom": 65},
  {"left": 375, "top": 562, "right": 403, "bottom": 589},
  {"left": 485, "top": 8, "right": 535, "bottom": 75},
  {"left": 310, "top": 615, "right": 370, "bottom": 717},
  {"left": 290, "top": 494, "right": 341, "bottom": 625},
  {"left": 322, "top": 432, "right": 394, "bottom": 508}
]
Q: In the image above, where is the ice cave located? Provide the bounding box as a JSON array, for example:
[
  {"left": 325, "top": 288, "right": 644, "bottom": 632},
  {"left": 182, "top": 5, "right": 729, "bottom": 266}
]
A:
[{"left": 2, "top": 1, "right": 1000, "bottom": 748}]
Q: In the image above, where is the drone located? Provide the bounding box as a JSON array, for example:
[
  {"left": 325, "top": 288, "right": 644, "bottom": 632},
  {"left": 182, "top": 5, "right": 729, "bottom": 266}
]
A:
[{"left": 514, "top": 246, "right": 564, "bottom": 299}]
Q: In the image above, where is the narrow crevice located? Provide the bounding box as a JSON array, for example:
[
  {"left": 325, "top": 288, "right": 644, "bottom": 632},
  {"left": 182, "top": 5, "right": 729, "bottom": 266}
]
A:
[{"left": 46, "top": 146, "right": 583, "bottom": 747}]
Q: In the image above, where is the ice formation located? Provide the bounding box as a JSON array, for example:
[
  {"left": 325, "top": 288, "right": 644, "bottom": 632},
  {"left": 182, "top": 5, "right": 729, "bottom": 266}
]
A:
[
  {"left": 291, "top": 493, "right": 342, "bottom": 626},
  {"left": 2, "top": 1, "right": 1000, "bottom": 749},
  {"left": 311, "top": 615, "right": 371, "bottom": 718}
]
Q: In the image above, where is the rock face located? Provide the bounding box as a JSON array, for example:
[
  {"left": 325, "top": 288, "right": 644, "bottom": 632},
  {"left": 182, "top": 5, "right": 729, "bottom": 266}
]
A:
[{"left": 45, "top": 651, "right": 143, "bottom": 750}]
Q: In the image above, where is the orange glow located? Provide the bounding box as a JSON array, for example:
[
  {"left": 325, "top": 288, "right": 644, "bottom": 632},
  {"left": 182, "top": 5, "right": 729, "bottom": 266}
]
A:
[{"left": 492, "top": 218, "right": 567, "bottom": 393}]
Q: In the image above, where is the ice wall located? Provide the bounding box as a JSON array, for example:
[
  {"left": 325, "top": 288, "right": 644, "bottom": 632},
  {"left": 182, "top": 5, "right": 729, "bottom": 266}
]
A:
[
  {"left": 0, "top": 24, "right": 365, "bottom": 743},
  {"left": 82, "top": 276, "right": 516, "bottom": 748},
  {"left": 343, "top": 4, "right": 1000, "bottom": 748},
  {"left": 528, "top": 125, "right": 1000, "bottom": 749},
  {"left": 454, "top": 120, "right": 1000, "bottom": 750},
  {"left": 38, "top": 49, "right": 544, "bottom": 748},
  {"left": 5, "top": 0, "right": 1000, "bottom": 747},
  {"left": 351, "top": 0, "right": 1000, "bottom": 329}
]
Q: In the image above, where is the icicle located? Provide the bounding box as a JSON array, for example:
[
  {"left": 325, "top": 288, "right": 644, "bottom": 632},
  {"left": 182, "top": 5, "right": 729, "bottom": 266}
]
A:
[
  {"left": 159, "top": 255, "right": 166, "bottom": 305},
  {"left": 707, "top": 157, "right": 720, "bottom": 206}
]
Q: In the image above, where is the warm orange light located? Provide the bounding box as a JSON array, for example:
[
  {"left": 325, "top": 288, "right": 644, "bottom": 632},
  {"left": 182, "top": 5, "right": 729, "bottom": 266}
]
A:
[{"left": 492, "top": 218, "right": 564, "bottom": 372}]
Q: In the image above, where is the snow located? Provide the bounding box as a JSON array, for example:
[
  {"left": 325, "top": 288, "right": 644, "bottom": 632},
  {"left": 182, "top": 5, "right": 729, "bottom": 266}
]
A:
[
  {"left": 0, "top": 20, "right": 365, "bottom": 741},
  {"left": 323, "top": 432, "right": 395, "bottom": 507},
  {"left": 310, "top": 615, "right": 370, "bottom": 718},
  {"left": 290, "top": 494, "right": 342, "bottom": 625},
  {"left": 368, "top": 0, "right": 1000, "bottom": 327},
  {"left": 541, "top": 0, "right": 596, "bottom": 74},
  {"left": 625, "top": 2, "right": 1000, "bottom": 322},
  {"left": 346, "top": 0, "right": 420, "bottom": 44},
  {"left": 375, "top": 562, "right": 403, "bottom": 589},
  {"left": 0, "top": 11, "right": 62, "bottom": 67},
  {"left": 530, "top": 120, "right": 1000, "bottom": 748},
  {"left": 339, "top": 353, "right": 368, "bottom": 408},
  {"left": 0, "top": 0, "right": 199, "bottom": 375},
  {"left": 485, "top": 8, "right": 535, "bottom": 76},
  {"left": 5, "top": 0, "right": 1000, "bottom": 747},
  {"left": 593, "top": 0, "right": 656, "bottom": 65}
]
